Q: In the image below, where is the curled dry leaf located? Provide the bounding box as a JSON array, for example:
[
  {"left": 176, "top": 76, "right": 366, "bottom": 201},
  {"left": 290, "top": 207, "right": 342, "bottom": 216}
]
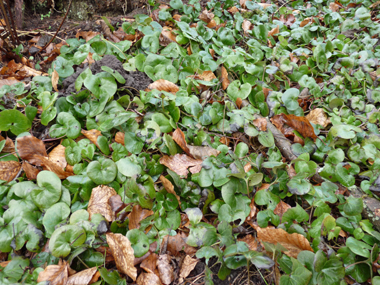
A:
[
  {"left": 48, "top": 144, "right": 67, "bottom": 169},
  {"left": 76, "top": 30, "right": 100, "bottom": 42},
  {"left": 179, "top": 255, "right": 198, "bottom": 282},
  {"left": 157, "top": 254, "right": 174, "bottom": 285},
  {"left": 0, "top": 161, "right": 21, "bottom": 182},
  {"left": 268, "top": 25, "right": 280, "bottom": 37},
  {"left": 37, "top": 260, "right": 69, "bottom": 285},
  {"left": 159, "top": 154, "right": 203, "bottom": 177},
  {"left": 207, "top": 19, "right": 217, "bottom": 29},
  {"left": 252, "top": 117, "right": 267, "bottom": 131},
  {"left": 199, "top": 9, "right": 214, "bottom": 23},
  {"left": 238, "top": 235, "right": 258, "bottom": 251},
  {"left": 66, "top": 267, "right": 99, "bottom": 285},
  {"left": 227, "top": 6, "right": 239, "bottom": 14},
  {"left": 160, "top": 27, "right": 177, "bottom": 46},
  {"left": 108, "top": 194, "right": 126, "bottom": 213},
  {"left": 128, "top": 204, "right": 154, "bottom": 230},
  {"left": 22, "top": 161, "right": 40, "bottom": 180},
  {"left": 17, "top": 135, "right": 48, "bottom": 166},
  {"left": 0, "top": 78, "right": 20, "bottom": 88},
  {"left": 0, "top": 136, "right": 15, "bottom": 153},
  {"left": 147, "top": 79, "right": 179, "bottom": 94},
  {"left": 300, "top": 17, "right": 314, "bottom": 27},
  {"left": 106, "top": 233, "right": 137, "bottom": 281},
  {"left": 305, "top": 108, "right": 331, "bottom": 128},
  {"left": 258, "top": 3, "right": 272, "bottom": 8},
  {"left": 141, "top": 252, "right": 158, "bottom": 273},
  {"left": 242, "top": 19, "right": 253, "bottom": 36},
  {"left": 188, "top": 145, "right": 220, "bottom": 160},
  {"left": 88, "top": 185, "right": 117, "bottom": 222},
  {"left": 271, "top": 114, "right": 317, "bottom": 141},
  {"left": 115, "top": 132, "right": 125, "bottom": 145},
  {"left": 240, "top": 0, "right": 247, "bottom": 8},
  {"left": 256, "top": 227, "right": 313, "bottom": 258},
  {"left": 329, "top": 2, "right": 341, "bottom": 11},
  {"left": 221, "top": 65, "right": 230, "bottom": 90},
  {"left": 39, "top": 156, "right": 73, "bottom": 179},
  {"left": 172, "top": 128, "right": 191, "bottom": 156},
  {"left": 160, "top": 175, "right": 181, "bottom": 205},
  {"left": 273, "top": 201, "right": 292, "bottom": 219},
  {"left": 51, "top": 69, "right": 59, "bottom": 92},
  {"left": 81, "top": 129, "right": 102, "bottom": 148},
  {"left": 280, "top": 14, "right": 295, "bottom": 27},
  {"left": 162, "top": 232, "right": 197, "bottom": 256},
  {"left": 137, "top": 272, "right": 162, "bottom": 285}
]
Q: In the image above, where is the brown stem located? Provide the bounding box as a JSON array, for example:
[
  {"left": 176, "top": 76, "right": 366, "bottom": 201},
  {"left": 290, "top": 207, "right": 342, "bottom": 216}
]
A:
[
  {"left": 35, "top": 0, "right": 74, "bottom": 56},
  {"left": 0, "top": 0, "right": 16, "bottom": 45},
  {"left": 5, "top": 0, "right": 20, "bottom": 44}
]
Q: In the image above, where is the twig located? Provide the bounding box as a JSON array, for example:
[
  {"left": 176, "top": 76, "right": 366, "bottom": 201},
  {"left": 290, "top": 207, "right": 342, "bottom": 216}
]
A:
[
  {"left": 36, "top": 0, "right": 74, "bottom": 56},
  {"left": 0, "top": 1, "right": 17, "bottom": 45},
  {"left": 5, "top": 0, "right": 20, "bottom": 44}
]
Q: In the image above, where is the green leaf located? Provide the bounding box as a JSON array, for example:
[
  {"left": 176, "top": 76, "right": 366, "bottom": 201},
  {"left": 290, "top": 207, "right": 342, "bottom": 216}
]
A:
[
  {"left": 43, "top": 202, "right": 71, "bottom": 238},
  {"left": 0, "top": 110, "right": 31, "bottom": 135},
  {"left": 343, "top": 196, "right": 363, "bottom": 216},
  {"left": 116, "top": 157, "right": 142, "bottom": 177},
  {"left": 124, "top": 131, "right": 144, "bottom": 154},
  {"left": 49, "top": 225, "right": 86, "bottom": 258},
  {"left": 50, "top": 112, "right": 81, "bottom": 139},
  {"left": 30, "top": 171, "right": 62, "bottom": 211},
  {"left": 87, "top": 159, "right": 117, "bottom": 184},
  {"left": 335, "top": 163, "right": 355, "bottom": 187},
  {"left": 2, "top": 257, "right": 29, "bottom": 281},
  {"left": 258, "top": 130, "right": 274, "bottom": 148},
  {"left": 280, "top": 258, "right": 312, "bottom": 285},
  {"left": 227, "top": 80, "right": 251, "bottom": 102},
  {"left": 126, "top": 229, "right": 150, "bottom": 257},
  {"left": 346, "top": 237, "right": 371, "bottom": 258}
]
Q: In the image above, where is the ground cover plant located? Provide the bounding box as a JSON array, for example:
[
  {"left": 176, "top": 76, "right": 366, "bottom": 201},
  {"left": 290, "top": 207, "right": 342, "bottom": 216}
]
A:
[{"left": 1, "top": 0, "right": 380, "bottom": 284}]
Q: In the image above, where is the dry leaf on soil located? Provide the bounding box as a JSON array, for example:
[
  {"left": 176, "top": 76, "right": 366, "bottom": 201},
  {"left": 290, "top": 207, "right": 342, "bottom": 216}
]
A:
[
  {"left": 329, "top": 2, "right": 341, "bottom": 11},
  {"left": 37, "top": 260, "right": 70, "bottom": 285},
  {"left": 51, "top": 69, "right": 59, "bottom": 92},
  {"left": 157, "top": 254, "right": 174, "bottom": 285},
  {"left": 252, "top": 117, "right": 267, "bottom": 131},
  {"left": 48, "top": 144, "right": 67, "bottom": 169},
  {"left": 273, "top": 201, "right": 292, "bottom": 219},
  {"left": 305, "top": 108, "right": 331, "bottom": 128},
  {"left": 179, "top": 255, "right": 198, "bottom": 283},
  {"left": 271, "top": 114, "right": 317, "bottom": 141},
  {"left": 256, "top": 227, "right": 313, "bottom": 258},
  {"left": 159, "top": 154, "right": 203, "bottom": 177},
  {"left": 160, "top": 27, "right": 177, "bottom": 46},
  {"left": 188, "top": 145, "right": 220, "bottom": 160},
  {"left": 81, "top": 129, "right": 102, "bottom": 148},
  {"left": 88, "top": 185, "right": 117, "bottom": 222},
  {"left": 160, "top": 175, "right": 181, "bottom": 205},
  {"left": 162, "top": 232, "right": 197, "bottom": 256},
  {"left": 141, "top": 253, "right": 159, "bottom": 273},
  {"left": 22, "top": 161, "right": 40, "bottom": 180},
  {"left": 227, "top": 6, "right": 239, "bottom": 14},
  {"left": 199, "top": 9, "right": 214, "bottom": 23},
  {"left": 0, "top": 161, "right": 21, "bottom": 182},
  {"left": 172, "top": 128, "right": 191, "bottom": 156},
  {"left": 242, "top": 19, "right": 253, "bottom": 35},
  {"left": 115, "top": 132, "right": 125, "bottom": 145},
  {"left": 66, "top": 267, "right": 99, "bottom": 285},
  {"left": 76, "top": 30, "right": 100, "bottom": 42},
  {"left": 238, "top": 235, "right": 258, "bottom": 251},
  {"left": 108, "top": 195, "right": 126, "bottom": 213},
  {"left": 17, "top": 135, "right": 48, "bottom": 165},
  {"left": 147, "top": 79, "right": 179, "bottom": 94},
  {"left": 128, "top": 204, "right": 154, "bottom": 230},
  {"left": 221, "top": 65, "right": 230, "bottom": 90},
  {"left": 106, "top": 233, "right": 137, "bottom": 281},
  {"left": 268, "top": 25, "right": 280, "bottom": 37},
  {"left": 137, "top": 272, "right": 162, "bottom": 285},
  {"left": 0, "top": 136, "right": 15, "bottom": 153}
]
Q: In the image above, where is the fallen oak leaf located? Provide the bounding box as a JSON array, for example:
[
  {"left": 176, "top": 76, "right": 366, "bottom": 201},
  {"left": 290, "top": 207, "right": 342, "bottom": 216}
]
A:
[
  {"left": 147, "top": 79, "right": 179, "bottom": 95},
  {"left": 141, "top": 252, "right": 159, "bottom": 273},
  {"left": 159, "top": 154, "right": 203, "bottom": 177},
  {"left": 37, "top": 260, "right": 70, "bottom": 285},
  {"left": 88, "top": 185, "right": 118, "bottom": 222},
  {"left": 271, "top": 114, "right": 317, "bottom": 141},
  {"left": 157, "top": 254, "right": 174, "bottom": 285},
  {"left": 0, "top": 161, "right": 21, "bottom": 182},
  {"left": 305, "top": 108, "right": 331, "bottom": 128},
  {"left": 128, "top": 204, "right": 154, "bottom": 230},
  {"left": 179, "top": 255, "right": 198, "bottom": 283},
  {"left": 22, "top": 161, "right": 40, "bottom": 180},
  {"left": 172, "top": 128, "right": 191, "bottom": 156},
  {"left": 66, "top": 267, "right": 99, "bottom": 285},
  {"left": 137, "top": 272, "right": 162, "bottom": 285},
  {"left": 106, "top": 233, "right": 137, "bottom": 281}
]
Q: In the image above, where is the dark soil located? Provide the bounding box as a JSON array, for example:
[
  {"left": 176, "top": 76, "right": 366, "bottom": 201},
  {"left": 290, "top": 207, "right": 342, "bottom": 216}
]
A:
[{"left": 61, "top": 54, "right": 152, "bottom": 96}]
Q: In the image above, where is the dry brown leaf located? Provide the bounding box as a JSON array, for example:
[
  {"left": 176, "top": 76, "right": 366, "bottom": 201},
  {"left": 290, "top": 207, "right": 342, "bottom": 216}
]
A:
[
  {"left": 17, "top": 135, "right": 48, "bottom": 165},
  {"left": 173, "top": 14, "right": 181, "bottom": 21},
  {"left": 108, "top": 195, "right": 125, "bottom": 213},
  {"left": 0, "top": 161, "right": 21, "bottom": 182},
  {"left": 137, "top": 272, "right": 162, "bottom": 285},
  {"left": 115, "top": 132, "right": 125, "bottom": 145},
  {"left": 221, "top": 65, "right": 230, "bottom": 90},
  {"left": 252, "top": 118, "right": 267, "bottom": 131},
  {"left": 22, "top": 161, "right": 40, "bottom": 180},
  {"left": 199, "top": 9, "right": 214, "bottom": 23},
  {"left": 238, "top": 235, "right": 258, "bottom": 251},
  {"left": 179, "top": 255, "right": 198, "bottom": 282},
  {"left": 159, "top": 154, "right": 203, "bottom": 177},
  {"left": 240, "top": 0, "right": 247, "bottom": 8},
  {"left": 256, "top": 227, "right": 313, "bottom": 258},
  {"left": 160, "top": 27, "right": 177, "bottom": 46},
  {"left": 51, "top": 69, "right": 59, "bottom": 92},
  {"left": 157, "top": 254, "right": 174, "bottom": 285},
  {"left": 242, "top": 19, "right": 252, "bottom": 35},
  {"left": 300, "top": 18, "right": 313, "bottom": 27},
  {"left": 227, "top": 6, "right": 239, "bottom": 14},
  {"left": 236, "top": 97, "right": 243, "bottom": 109},
  {"left": 38, "top": 156, "right": 73, "bottom": 179},
  {"left": 280, "top": 14, "right": 295, "bottom": 27},
  {"left": 147, "top": 79, "right": 179, "bottom": 94},
  {"left": 305, "top": 108, "right": 330, "bottom": 128},
  {"left": 0, "top": 78, "right": 20, "bottom": 88},
  {"left": 206, "top": 19, "right": 217, "bottom": 29},
  {"left": 160, "top": 175, "right": 181, "bottom": 205},
  {"left": 329, "top": 2, "right": 341, "bottom": 11},
  {"left": 273, "top": 201, "right": 291, "bottom": 219},
  {"left": 81, "top": 129, "right": 102, "bottom": 148},
  {"left": 141, "top": 253, "right": 158, "bottom": 273},
  {"left": 258, "top": 3, "right": 272, "bottom": 8},
  {"left": 172, "top": 128, "right": 191, "bottom": 156},
  {"left": 37, "top": 260, "right": 69, "bottom": 284},
  {"left": 162, "top": 232, "right": 197, "bottom": 256},
  {"left": 66, "top": 267, "right": 98, "bottom": 285},
  {"left": 268, "top": 25, "right": 280, "bottom": 37},
  {"left": 271, "top": 114, "right": 317, "bottom": 141},
  {"left": 188, "top": 145, "right": 221, "bottom": 160},
  {"left": 106, "top": 233, "right": 137, "bottom": 280},
  {"left": 0, "top": 136, "right": 15, "bottom": 153},
  {"left": 88, "top": 185, "right": 117, "bottom": 222},
  {"left": 197, "top": 70, "right": 217, "bottom": 81},
  {"left": 48, "top": 145, "right": 67, "bottom": 169},
  {"left": 76, "top": 30, "right": 100, "bottom": 42},
  {"left": 128, "top": 204, "right": 154, "bottom": 230},
  {"left": 0, "top": 260, "right": 11, "bottom": 267}
]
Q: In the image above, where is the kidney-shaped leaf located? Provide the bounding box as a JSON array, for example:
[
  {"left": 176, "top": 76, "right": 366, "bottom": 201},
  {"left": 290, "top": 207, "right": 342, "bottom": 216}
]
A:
[
  {"left": 0, "top": 110, "right": 31, "bottom": 135},
  {"left": 30, "top": 171, "right": 62, "bottom": 211},
  {"left": 49, "top": 225, "right": 86, "bottom": 258}
]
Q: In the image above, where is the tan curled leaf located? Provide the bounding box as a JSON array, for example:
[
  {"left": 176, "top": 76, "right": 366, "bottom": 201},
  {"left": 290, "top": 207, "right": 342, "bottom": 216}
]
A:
[
  {"left": 88, "top": 185, "right": 117, "bottom": 222},
  {"left": 159, "top": 27, "right": 177, "bottom": 46},
  {"left": 128, "top": 204, "right": 154, "bottom": 230},
  {"left": 0, "top": 78, "right": 20, "bottom": 88},
  {"left": 329, "top": 2, "right": 341, "bottom": 11},
  {"left": 172, "top": 128, "right": 191, "bottom": 156},
  {"left": 141, "top": 253, "right": 158, "bottom": 273},
  {"left": 22, "top": 161, "right": 40, "bottom": 180},
  {"left": 37, "top": 260, "right": 69, "bottom": 284},
  {"left": 0, "top": 136, "right": 15, "bottom": 153},
  {"left": 159, "top": 154, "right": 203, "bottom": 177},
  {"left": 147, "top": 79, "right": 179, "bottom": 94},
  {"left": 227, "top": 6, "right": 239, "bottom": 14},
  {"left": 238, "top": 235, "right": 258, "bottom": 251},
  {"left": 187, "top": 145, "right": 221, "bottom": 160},
  {"left": 268, "top": 25, "right": 280, "bottom": 37},
  {"left": 179, "top": 255, "right": 198, "bottom": 281},
  {"left": 66, "top": 267, "right": 98, "bottom": 285},
  {"left": 305, "top": 108, "right": 331, "bottom": 128},
  {"left": 16, "top": 135, "right": 48, "bottom": 166},
  {"left": 240, "top": 0, "right": 247, "bottom": 8},
  {"left": 162, "top": 232, "right": 197, "bottom": 256},
  {"left": 258, "top": 3, "right": 272, "bottom": 8},
  {"left": 160, "top": 175, "right": 181, "bottom": 205},
  {"left": 106, "top": 233, "right": 137, "bottom": 281},
  {"left": 137, "top": 272, "right": 162, "bottom": 285},
  {"left": 0, "top": 161, "right": 21, "bottom": 182},
  {"left": 38, "top": 156, "right": 73, "bottom": 179},
  {"left": 199, "top": 9, "right": 214, "bottom": 23},
  {"left": 48, "top": 145, "right": 67, "bottom": 169},
  {"left": 300, "top": 18, "right": 313, "bottom": 27},
  {"left": 51, "top": 69, "right": 59, "bottom": 92},
  {"left": 221, "top": 65, "right": 230, "bottom": 90},
  {"left": 242, "top": 19, "right": 252, "bottom": 35},
  {"left": 115, "top": 132, "right": 125, "bottom": 145},
  {"left": 273, "top": 201, "right": 291, "bottom": 219},
  {"left": 81, "top": 129, "right": 101, "bottom": 148},
  {"left": 252, "top": 118, "right": 267, "bottom": 131},
  {"left": 256, "top": 227, "right": 313, "bottom": 258},
  {"left": 157, "top": 254, "right": 174, "bottom": 285}
]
